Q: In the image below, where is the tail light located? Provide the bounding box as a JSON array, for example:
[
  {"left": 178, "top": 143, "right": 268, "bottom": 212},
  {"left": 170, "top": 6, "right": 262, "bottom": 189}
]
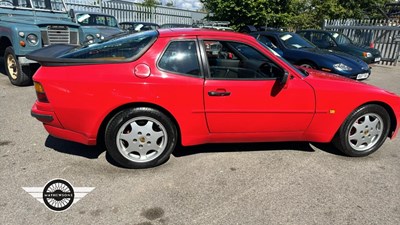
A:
[
  {"left": 370, "top": 42, "right": 374, "bottom": 48},
  {"left": 34, "top": 82, "right": 49, "bottom": 103}
]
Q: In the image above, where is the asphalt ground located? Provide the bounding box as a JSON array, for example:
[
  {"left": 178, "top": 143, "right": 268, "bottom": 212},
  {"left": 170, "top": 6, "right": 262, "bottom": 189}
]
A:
[{"left": 0, "top": 63, "right": 399, "bottom": 225}]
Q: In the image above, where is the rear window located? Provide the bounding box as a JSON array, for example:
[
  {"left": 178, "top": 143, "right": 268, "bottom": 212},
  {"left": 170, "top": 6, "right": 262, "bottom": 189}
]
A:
[{"left": 60, "top": 30, "right": 158, "bottom": 61}]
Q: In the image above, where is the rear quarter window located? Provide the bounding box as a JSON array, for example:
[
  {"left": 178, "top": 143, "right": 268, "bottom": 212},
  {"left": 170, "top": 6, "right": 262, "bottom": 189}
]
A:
[{"left": 158, "top": 40, "right": 201, "bottom": 77}]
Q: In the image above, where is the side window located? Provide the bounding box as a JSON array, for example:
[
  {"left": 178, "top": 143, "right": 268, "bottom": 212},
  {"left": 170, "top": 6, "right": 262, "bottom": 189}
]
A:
[
  {"left": 203, "top": 40, "right": 284, "bottom": 80},
  {"left": 310, "top": 33, "right": 331, "bottom": 48},
  {"left": 297, "top": 31, "right": 309, "bottom": 40},
  {"left": 158, "top": 41, "right": 201, "bottom": 77},
  {"left": 95, "top": 16, "right": 106, "bottom": 26},
  {"left": 32, "top": 0, "right": 46, "bottom": 9},
  {"left": 106, "top": 17, "right": 118, "bottom": 27}
]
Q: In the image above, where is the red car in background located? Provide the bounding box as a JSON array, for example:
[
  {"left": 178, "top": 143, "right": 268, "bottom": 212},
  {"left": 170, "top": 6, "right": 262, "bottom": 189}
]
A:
[{"left": 28, "top": 29, "right": 400, "bottom": 168}]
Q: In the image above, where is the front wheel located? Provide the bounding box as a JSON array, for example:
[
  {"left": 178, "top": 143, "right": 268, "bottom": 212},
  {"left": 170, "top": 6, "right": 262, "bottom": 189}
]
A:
[
  {"left": 333, "top": 104, "right": 390, "bottom": 157},
  {"left": 4, "top": 47, "right": 32, "bottom": 86},
  {"left": 299, "top": 61, "right": 317, "bottom": 69},
  {"left": 104, "top": 107, "right": 178, "bottom": 168}
]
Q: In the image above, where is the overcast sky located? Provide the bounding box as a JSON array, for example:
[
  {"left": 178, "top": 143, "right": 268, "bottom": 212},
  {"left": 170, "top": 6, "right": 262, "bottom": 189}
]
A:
[{"left": 165, "top": 0, "right": 203, "bottom": 10}]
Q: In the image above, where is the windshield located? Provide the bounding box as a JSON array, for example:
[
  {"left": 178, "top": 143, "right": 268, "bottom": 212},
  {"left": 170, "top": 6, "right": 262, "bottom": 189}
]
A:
[
  {"left": 60, "top": 30, "right": 158, "bottom": 60},
  {"left": 279, "top": 33, "right": 315, "bottom": 49},
  {"left": 0, "top": 0, "right": 66, "bottom": 11},
  {"left": 331, "top": 32, "right": 353, "bottom": 45},
  {"left": 257, "top": 40, "right": 307, "bottom": 77},
  {"left": 77, "top": 13, "right": 119, "bottom": 27}
]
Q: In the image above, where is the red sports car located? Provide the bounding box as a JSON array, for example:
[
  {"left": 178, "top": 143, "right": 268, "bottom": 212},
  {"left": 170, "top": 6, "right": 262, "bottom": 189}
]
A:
[{"left": 28, "top": 29, "right": 400, "bottom": 168}]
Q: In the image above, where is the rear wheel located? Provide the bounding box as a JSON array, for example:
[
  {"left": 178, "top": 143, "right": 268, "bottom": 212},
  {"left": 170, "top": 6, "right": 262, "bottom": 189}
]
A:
[
  {"left": 104, "top": 107, "right": 177, "bottom": 168},
  {"left": 333, "top": 104, "right": 390, "bottom": 157},
  {"left": 4, "top": 47, "right": 32, "bottom": 86}
]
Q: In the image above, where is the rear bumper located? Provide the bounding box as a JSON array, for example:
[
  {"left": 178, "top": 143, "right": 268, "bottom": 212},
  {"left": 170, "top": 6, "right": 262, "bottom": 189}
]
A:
[
  {"left": 31, "top": 111, "right": 53, "bottom": 123},
  {"left": 43, "top": 125, "right": 96, "bottom": 145},
  {"left": 31, "top": 102, "right": 96, "bottom": 145}
]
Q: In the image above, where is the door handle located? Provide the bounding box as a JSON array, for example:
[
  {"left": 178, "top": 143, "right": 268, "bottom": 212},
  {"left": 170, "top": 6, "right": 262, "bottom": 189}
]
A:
[{"left": 208, "top": 90, "right": 231, "bottom": 96}]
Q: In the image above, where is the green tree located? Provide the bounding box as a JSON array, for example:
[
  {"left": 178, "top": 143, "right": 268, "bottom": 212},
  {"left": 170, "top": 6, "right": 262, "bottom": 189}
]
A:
[
  {"left": 338, "top": 0, "right": 393, "bottom": 19},
  {"left": 166, "top": 0, "right": 174, "bottom": 7},
  {"left": 141, "top": 0, "right": 162, "bottom": 7},
  {"left": 201, "top": 0, "right": 396, "bottom": 30}
]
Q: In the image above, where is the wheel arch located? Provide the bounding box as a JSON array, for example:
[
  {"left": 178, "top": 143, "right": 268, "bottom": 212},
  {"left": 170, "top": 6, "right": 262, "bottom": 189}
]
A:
[
  {"left": 0, "top": 37, "right": 12, "bottom": 57},
  {"left": 96, "top": 102, "right": 181, "bottom": 146},
  {"left": 334, "top": 101, "right": 397, "bottom": 139},
  {"left": 372, "top": 101, "right": 398, "bottom": 138},
  {"left": 297, "top": 59, "right": 319, "bottom": 69}
]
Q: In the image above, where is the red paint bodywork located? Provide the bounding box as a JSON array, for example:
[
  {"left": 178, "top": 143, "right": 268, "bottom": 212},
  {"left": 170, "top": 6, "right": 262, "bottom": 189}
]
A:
[{"left": 31, "top": 29, "right": 400, "bottom": 147}]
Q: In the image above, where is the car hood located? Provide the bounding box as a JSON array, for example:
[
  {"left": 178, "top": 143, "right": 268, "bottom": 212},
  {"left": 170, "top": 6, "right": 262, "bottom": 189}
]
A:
[
  {"left": 0, "top": 15, "right": 79, "bottom": 27},
  {"left": 341, "top": 44, "right": 380, "bottom": 55},
  {"left": 303, "top": 68, "right": 395, "bottom": 95},
  {"left": 296, "top": 47, "right": 369, "bottom": 69}
]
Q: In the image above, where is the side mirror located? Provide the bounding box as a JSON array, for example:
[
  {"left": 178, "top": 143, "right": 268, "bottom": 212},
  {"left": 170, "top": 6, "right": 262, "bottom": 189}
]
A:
[
  {"left": 279, "top": 71, "right": 289, "bottom": 85},
  {"left": 69, "top": 9, "right": 75, "bottom": 22}
]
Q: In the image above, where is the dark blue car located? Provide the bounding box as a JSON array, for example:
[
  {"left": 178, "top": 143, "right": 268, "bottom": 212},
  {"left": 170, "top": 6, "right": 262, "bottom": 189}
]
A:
[{"left": 250, "top": 31, "right": 371, "bottom": 80}]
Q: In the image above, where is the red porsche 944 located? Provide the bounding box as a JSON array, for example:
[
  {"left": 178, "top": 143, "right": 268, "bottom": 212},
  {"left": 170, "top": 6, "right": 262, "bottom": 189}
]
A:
[{"left": 28, "top": 29, "right": 400, "bottom": 168}]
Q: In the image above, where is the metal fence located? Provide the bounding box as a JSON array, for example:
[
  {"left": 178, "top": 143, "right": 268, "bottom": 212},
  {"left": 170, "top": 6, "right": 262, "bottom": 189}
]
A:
[
  {"left": 65, "top": 0, "right": 207, "bottom": 25},
  {"left": 324, "top": 19, "right": 400, "bottom": 66}
]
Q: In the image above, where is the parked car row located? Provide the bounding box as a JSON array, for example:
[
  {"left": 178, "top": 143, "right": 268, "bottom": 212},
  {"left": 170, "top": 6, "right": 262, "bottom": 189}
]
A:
[
  {"left": 251, "top": 31, "right": 371, "bottom": 80},
  {"left": 0, "top": 0, "right": 196, "bottom": 87},
  {"left": 297, "top": 30, "right": 382, "bottom": 64}
]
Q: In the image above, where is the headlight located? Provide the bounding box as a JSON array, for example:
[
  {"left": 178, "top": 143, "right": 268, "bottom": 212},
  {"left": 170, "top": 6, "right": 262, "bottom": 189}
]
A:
[
  {"left": 362, "top": 52, "right": 372, "bottom": 58},
  {"left": 26, "top": 34, "right": 38, "bottom": 46},
  {"left": 86, "top": 34, "right": 94, "bottom": 41},
  {"left": 95, "top": 33, "right": 101, "bottom": 38},
  {"left": 333, "top": 63, "right": 353, "bottom": 71}
]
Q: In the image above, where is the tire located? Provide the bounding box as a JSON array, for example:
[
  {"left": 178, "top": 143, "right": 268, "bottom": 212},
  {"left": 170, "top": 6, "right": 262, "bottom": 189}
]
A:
[
  {"left": 299, "top": 61, "right": 317, "bottom": 69},
  {"left": 333, "top": 104, "right": 390, "bottom": 157},
  {"left": 104, "top": 107, "right": 177, "bottom": 168},
  {"left": 4, "top": 46, "right": 32, "bottom": 86}
]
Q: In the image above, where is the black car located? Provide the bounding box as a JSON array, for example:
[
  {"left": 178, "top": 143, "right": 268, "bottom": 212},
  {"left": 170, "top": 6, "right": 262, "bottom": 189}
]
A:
[
  {"left": 251, "top": 31, "right": 371, "bottom": 80},
  {"left": 160, "top": 23, "right": 192, "bottom": 28},
  {"left": 119, "top": 22, "right": 160, "bottom": 33},
  {"left": 297, "top": 30, "right": 382, "bottom": 64}
]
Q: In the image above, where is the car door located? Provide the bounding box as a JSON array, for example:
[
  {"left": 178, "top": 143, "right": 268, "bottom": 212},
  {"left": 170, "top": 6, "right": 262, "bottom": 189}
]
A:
[{"left": 201, "top": 39, "right": 315, "bottom": 135}]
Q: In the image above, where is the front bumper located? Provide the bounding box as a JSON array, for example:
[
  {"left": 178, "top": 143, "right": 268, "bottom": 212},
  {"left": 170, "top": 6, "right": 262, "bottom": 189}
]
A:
[
  {"left": 363, "top": 55, "right": 382, "bottom": 64},
  {"left": 335, "top": 68, "right": 371, "bottom": 80}
]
